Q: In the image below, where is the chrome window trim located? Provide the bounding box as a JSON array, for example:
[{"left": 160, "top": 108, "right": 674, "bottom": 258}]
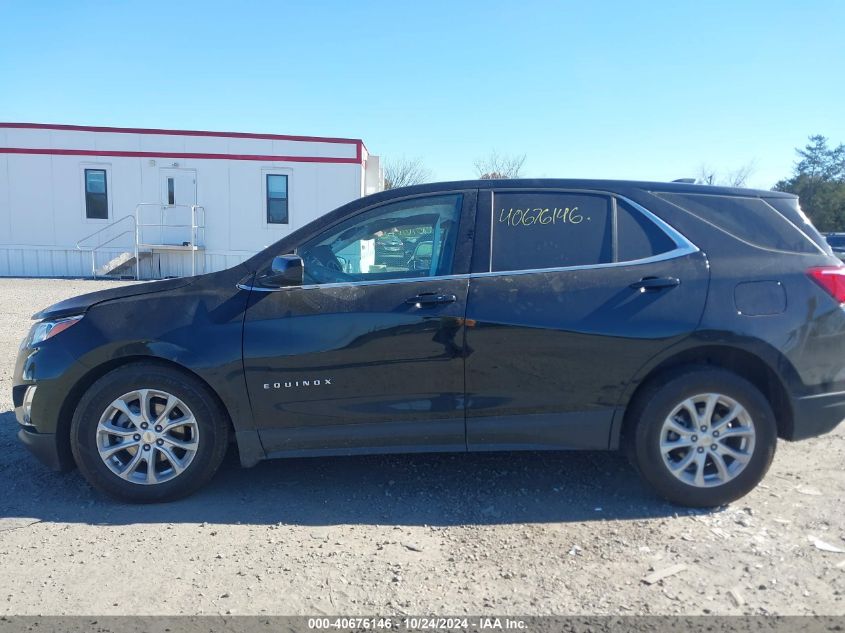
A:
[
  {"left": 621, "top": 194, "right": 699, "bottom": 254},
  {"left": 238, "top": 189, "right": 701, "bottom": 292},
  {"left": 238, "top": 242, "right": 700, "bottom": 292},
  {"left": 469, "top": 245, "right": 699, "bottom": 279}
]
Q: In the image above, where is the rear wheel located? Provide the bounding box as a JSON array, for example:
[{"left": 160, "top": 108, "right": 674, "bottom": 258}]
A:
[
  {"left": 628, "top": 366, "right": 777, "bottom": 507},
  {"left": 70, "top": 363, "right": 229, "bottom": 503}
]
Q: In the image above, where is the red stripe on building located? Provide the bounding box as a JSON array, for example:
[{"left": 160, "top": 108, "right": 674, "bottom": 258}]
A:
[
  {"left": 0, "top": 122, "right": 362, "bottom": 145},
  {"left": 0, "top": 147, "right": 360, "bottom": 164}
]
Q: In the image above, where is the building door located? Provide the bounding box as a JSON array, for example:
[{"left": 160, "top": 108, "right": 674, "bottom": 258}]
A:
[{"left": 157, "top": 169, "right": 197, "bottom": 246}]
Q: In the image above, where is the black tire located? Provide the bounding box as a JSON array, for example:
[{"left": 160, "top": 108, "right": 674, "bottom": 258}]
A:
[
  {"left": 70, "top": 362, "right": 230, "bottom": 503},
  {"left": 627, "top": 366, "right": 777, "bottom": 507}
]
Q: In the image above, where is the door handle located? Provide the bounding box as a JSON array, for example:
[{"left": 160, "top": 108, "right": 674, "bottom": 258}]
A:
[
  {"left": 629, "top": 277, "right": 681, "bottom": 291},
  {"left": 405, "top": 292, "right": 457, "bottom": 307}
]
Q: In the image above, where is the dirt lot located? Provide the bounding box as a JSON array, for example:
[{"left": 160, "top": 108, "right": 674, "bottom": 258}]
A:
[{"left": 0, "top": 277, "right": 843, "bottom": 616}]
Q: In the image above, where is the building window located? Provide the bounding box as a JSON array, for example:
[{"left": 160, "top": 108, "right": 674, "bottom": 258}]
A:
[
  {"left": 167, "top": 177, "right": 175, "bottom": 205},
  {"left": 266, "top": 174, "right": 289, "bottom": 224},
  {"left": 84, "top": 169, "right": 109, "bottom": 219}
]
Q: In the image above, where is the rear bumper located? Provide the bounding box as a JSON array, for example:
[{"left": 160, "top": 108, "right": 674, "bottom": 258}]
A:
[
  {"left": 17, "top": 427, "right": 67, "bottom": 471},
  {"left": 788, "top": 390, "right": 845, "bottom": 441}
]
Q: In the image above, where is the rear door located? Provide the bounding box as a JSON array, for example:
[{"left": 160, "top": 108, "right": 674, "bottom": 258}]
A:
[{"left": 464, "top": 188, "right": 709, "bottom": 450}]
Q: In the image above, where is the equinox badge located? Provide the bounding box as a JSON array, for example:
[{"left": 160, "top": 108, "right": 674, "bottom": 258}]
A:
[{"left": 263, "top": 379, "right": 333, "bottom": 389}]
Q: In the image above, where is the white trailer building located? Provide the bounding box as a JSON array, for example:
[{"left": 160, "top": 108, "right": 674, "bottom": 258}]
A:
[{"left": 0, "top": 122, "right": 381, "bottom": 279}]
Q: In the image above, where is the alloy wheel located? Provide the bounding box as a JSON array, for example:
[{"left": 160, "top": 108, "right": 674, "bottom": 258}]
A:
[
  {"left": 96, "top": 389, "right": 199, "bottom": 485},
  {"left": 659, "top": 393, "right": 756, "bottom": 488}
]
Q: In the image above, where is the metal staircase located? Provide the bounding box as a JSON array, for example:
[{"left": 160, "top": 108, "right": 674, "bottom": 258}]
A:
[{"left": 76, "top": 204, "right": 206, "bottom": 280}]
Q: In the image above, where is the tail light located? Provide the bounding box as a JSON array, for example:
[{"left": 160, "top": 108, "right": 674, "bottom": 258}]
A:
[{"left": 807, "top": 266, "right": 845, "bottom": 303}]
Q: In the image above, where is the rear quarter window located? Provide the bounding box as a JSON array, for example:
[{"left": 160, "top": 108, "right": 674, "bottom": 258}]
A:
[
  {"left": 616, "top": 199, "right": 676, "bottom": 261},
  {"left": 655, "top": 192, "right": 820, "bottom": 254}
]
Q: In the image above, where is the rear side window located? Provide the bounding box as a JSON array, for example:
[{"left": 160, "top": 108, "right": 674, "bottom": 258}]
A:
[
  {"left": 491, "top": 192, "right": 612, "bottom": 271},
  {"left": 655, "top": 192, "right": 819, "bottom": 254},
  {"left": 616, "top": 199, "right": 676, "bottom": 262},
  {"left": 489, "top": 192, "right": 679, "bottom": 272}
]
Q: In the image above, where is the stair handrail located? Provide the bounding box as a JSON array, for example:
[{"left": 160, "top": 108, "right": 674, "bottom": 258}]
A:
[
  {"left": 76, "top": 215, "right": 137, "bottom": 251},
  {"left": 135, "top": 203, "right": 206, "bottom": 277},
  {"left": 76, "top": 215, "right": 138, "bottom": 279}
]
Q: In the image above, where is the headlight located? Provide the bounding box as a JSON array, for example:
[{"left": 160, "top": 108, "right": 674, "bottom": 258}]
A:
[{"left": 28, "top": 315, "right": 84, "bottom": 346}]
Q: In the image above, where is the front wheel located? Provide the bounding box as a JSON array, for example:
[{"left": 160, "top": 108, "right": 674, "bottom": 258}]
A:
[
  {"left": 70, "top": 363, "right": 230, "bottom": 503},
  {"left": 628, "top": 367, "right": 777, "bottom": 507}
]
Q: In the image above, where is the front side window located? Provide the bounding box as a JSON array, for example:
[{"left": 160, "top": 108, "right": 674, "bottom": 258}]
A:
[
  {"left": 297, "top": 194, "right": 462, "bottom": 285},
  {"left": 84, "top": 169, "right": 108, "bottom": 219},
  {"left": 266, "top": 174, "right": 289, "bottom": 224},
  {"left": 491, "top": 192, "right": 612, "bottom": 272}
]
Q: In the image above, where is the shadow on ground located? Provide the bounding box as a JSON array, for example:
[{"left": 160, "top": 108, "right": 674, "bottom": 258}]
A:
[{"left": 0, "top": 410, "right": 705, "bottom": 526}]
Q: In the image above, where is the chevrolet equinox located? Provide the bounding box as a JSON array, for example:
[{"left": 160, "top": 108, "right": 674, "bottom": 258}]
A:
[{"left": 12, "top": 179, "right": 845, "bottom": 505}]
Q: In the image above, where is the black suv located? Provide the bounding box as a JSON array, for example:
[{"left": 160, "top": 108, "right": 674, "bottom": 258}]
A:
[{"left": 13, "top": 180, "right": 845, "bottom": 505}]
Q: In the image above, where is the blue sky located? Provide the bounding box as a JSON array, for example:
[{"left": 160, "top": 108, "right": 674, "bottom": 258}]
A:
[{"left": 1, "top": 1, "right": 843, "bottom": 188}]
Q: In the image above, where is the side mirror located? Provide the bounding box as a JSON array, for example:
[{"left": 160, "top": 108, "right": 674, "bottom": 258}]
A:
[{"left": 261, "top": 254, "right": 304, "bottom": 287}]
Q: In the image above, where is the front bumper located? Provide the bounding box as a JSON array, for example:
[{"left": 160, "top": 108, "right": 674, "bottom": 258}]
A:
[
  {"left": 788, "top": 390, "right": 845, "bottom": 441},
  {"left": 14, "top": 383, "right": 72, "bottom": 471},
  {"left": 13, "top": 341, "right": 81, "bottom": 472},
  {"left": 16, "top": 426, "right": 66, "bottom": 471}
]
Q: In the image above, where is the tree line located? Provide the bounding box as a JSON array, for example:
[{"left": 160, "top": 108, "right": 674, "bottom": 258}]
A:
[
  {"left": 383, "top": 136, "right": 845, "bottom": 232},
  {"left": 774, "top": 136, "right": 845, "bottom": 232}
]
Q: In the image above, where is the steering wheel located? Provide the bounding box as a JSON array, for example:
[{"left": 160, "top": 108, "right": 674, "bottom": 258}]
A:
[
  {"left": 303, "top": 245, "right": 342, "bottom": 270},
  {"left": 302, "top": 246, "right": 356, "bottom": 282},
  {"left": 408, "top": 258, "right": 430, "bottom": 271}
]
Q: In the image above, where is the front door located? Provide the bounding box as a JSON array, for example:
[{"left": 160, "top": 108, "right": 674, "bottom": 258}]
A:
[
  {"left": 243, "top": 191, "right": 477, "bottom": 456},
  {"left": 464, "top": 189, "right": 710, "bottom": 450}
]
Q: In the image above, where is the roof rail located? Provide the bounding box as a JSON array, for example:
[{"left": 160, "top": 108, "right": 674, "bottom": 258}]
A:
[{"left": 672, "top": 178, "right": 697, "bottom": 183}]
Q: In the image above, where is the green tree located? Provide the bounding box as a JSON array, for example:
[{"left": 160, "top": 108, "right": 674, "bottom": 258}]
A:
[{"left": 774, "top": 135, "right": 845, "bottom": 231}]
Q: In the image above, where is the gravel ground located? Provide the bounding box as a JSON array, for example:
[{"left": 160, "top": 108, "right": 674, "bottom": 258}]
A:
[{"left": 0, "top": 277, "right": 843, "bottom": 616}]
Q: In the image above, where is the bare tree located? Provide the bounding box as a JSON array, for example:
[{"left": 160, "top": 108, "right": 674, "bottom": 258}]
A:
[
  {"left": 382, "top": 156, "right": 431, "bottom": 190},
  {"left": 696, "top": 161, "right": 756, "bottom": 187},
  {"left": 474, "top": 150, "right": 526, "bottom": 179},
  {"left": 697, "top": 164, "right": 718, "bottom": 186},
  {"left": 724, "top": 162, "right": 756, "bottom": 188}
]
